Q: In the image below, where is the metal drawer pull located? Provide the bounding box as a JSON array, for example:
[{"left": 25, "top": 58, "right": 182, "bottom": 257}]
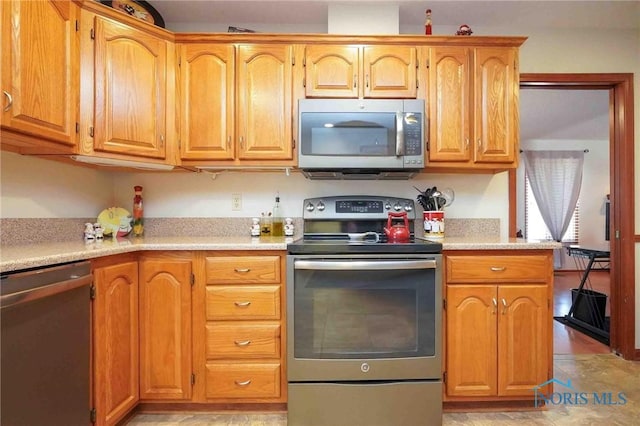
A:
[
  {"left": 502, "top": 298, "right": 508, "bottom": 315},
  {"left": 3, "top": 91, "right": 13, "bottom": 112},
  {"left": 490, "top": 266, "right": 506, "bottom": 272},
  {"left": 492, "top": 298, "right": 497, "bottom": 314},
  {"left": 234, "top": 301, "right": 251, "bottom": 307},
  {"left": 234, "top": 340, "right": 251, "bottom": 346},
  {"left": 234, "top": 268, "right": 250, "bottom": 273},
  {"left": 235, "top": 379, "right": 251, "bottom": 386}
]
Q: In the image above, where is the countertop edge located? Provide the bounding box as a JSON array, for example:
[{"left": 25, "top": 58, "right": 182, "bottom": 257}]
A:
[{"left": 1, "top": 237, "right": 561, "bottom": 273}]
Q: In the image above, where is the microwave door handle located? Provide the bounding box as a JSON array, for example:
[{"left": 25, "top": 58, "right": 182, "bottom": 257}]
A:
[{"left": 396, "top": 112, "right": 404, "bottom": 156}]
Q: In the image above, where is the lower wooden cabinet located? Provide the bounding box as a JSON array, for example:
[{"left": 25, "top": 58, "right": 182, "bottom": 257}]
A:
[
  {"left": 199, "top": 251, "right": 287, "bottom": 403},
  {"left": 443, "top": 251, "right": 553, "bottom": 405},
  {"left": 139, "top": 253, "right": 193, "bottom": 400},
  {"left": 92, "top": 254, "right": 139, "bottom": 426}
]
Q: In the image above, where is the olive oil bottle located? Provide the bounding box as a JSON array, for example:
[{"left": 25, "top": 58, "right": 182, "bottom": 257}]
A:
[{"left": 271, "top": 193, "right": 284, "bottom": 237}]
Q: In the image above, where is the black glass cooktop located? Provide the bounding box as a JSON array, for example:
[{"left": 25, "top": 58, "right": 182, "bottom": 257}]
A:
[{"left": 287, "top": 236, "right": 442, "bottom": 255}]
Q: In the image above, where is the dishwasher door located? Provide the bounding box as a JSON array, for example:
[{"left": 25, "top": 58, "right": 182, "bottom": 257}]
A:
[{"left": 1, "top": 261, "right": 92, "bottom": 426}]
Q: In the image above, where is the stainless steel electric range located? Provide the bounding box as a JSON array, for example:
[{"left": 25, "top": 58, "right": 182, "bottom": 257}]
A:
[{"left": 286, "top": 195, "right": 443, "bottom": 426}]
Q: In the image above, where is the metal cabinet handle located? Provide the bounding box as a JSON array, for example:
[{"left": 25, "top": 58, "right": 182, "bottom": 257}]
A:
[
  {"left": 353, "top": 75, "right": 357, "bottom": 88},
  {"left": 234, "top": 301, "right": 251, "bottom": 307},
  {"left": 234, "top": 340, "right": 251, "bottom": 346},
  {"left": 227, "top": 135, "right": 232, "bottom": 149},
  {"left": 234, "top": 379, "right": 251, "bottom": 386},
  {"left": 3, "top": 91, "right": 13, "bottom": 112},
  {"left": 490, "top": 266, "right": 506, "bottom": 272},
  {"left": 465, "top": 138, "right": 469, "bottom": 150},
  {"left": 366, "top": 74, "right": 370, "bottom": 88},
  {"left": 159, "top": 134, "right": 164, "bottom": 148},
  {"left": 234, "top": 268, "right": 250, "bottom": 273},
  {"left": 501, "top": 298, "right": 508, "bottom": 315},
  {"left": 492, "top": 297, "right": 497, "bottom": 314},
  {"left": 477, "top": 139, "right": 482, "bottom": 151}
]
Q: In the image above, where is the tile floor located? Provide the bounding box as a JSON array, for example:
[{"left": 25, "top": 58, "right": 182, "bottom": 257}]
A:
[{"left": 127, "top": 353, "right": 640, "bottom": 425}]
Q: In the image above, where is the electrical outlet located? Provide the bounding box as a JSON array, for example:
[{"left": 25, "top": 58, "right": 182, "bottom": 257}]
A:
[{"left": 231, "top": 193, "right": 242, "bottom": 211}]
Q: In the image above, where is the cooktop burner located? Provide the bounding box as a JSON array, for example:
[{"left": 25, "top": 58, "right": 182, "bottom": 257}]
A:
[{"left": 287, "top": 195, "right": 443, "bottom": 255}]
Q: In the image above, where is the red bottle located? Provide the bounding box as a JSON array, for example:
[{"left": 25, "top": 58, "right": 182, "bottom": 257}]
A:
[
  {"left": 133, "top": 186, "right": 144, "bottom": 236},
  {"left": 425, "top": 9, "right": 432, "bottom": 35}
]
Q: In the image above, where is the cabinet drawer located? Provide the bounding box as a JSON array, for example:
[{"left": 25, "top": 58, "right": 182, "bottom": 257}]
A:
[
  {"left": 206, "top": 363, "right": 281, "bottom": 399},
  {"left": 206, "top": 323, "right": 281, "bottom": 359},
  {"left": 446, "top": 255, "right": 550, "bottom": 283},
  {"left": 206, "top": 256, "right": 280, "bottom": 284},
  {"left": 206, "top": 285, "right": 280, "bottom": 320}
]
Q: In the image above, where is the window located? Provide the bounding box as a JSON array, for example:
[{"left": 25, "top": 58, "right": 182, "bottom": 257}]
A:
[{"left": 524, "top": 176, "right": 579, "bottom": 243}]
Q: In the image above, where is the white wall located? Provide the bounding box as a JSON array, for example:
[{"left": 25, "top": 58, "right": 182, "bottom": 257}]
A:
[
  {"left": 109, "top": 170, "right": 507, "bottom": 224},
  {"left": 0, "top": 152, "right": 113, "bottom": 218}
]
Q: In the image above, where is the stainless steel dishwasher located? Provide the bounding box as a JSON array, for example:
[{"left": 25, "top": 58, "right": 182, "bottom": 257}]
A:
[{"left": 1, "top": 261, "right": 92, "bottom": 426}]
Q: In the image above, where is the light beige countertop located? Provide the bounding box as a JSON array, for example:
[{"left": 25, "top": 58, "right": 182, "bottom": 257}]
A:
[{"left": 0, "top": 236, "right": 561, "bottom": 273}]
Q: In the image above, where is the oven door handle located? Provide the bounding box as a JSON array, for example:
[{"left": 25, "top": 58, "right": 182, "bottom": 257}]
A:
[{"left": 294, "top": 259, "right": 437, "bottom": 271}]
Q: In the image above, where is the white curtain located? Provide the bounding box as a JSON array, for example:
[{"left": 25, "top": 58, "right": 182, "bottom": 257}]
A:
[{"left": 522, "top": 150, "right": 584, "bottom": 268}]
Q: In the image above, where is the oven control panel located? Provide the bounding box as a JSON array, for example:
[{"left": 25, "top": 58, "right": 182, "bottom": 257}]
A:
[{"left": 303, "top": 196, "right": 415, "bottom": 219}]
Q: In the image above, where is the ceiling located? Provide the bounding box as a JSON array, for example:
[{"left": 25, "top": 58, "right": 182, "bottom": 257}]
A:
[{"left": 150, "top": 0, "right": 640, "bottom": 31}]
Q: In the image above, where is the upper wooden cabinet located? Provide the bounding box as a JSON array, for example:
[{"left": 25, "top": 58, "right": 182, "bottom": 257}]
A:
[
  {"left": 88, "top": 15, "right": 168, "bottom": 159},
  {"left": 178, "top": 43, "right": 294, "bottom": 164},
  {"left": 304, "top": 45, "right": 418, "bottom": 98},
  {"left": 1, "top": 0, "right": 79, "bottom": 151},
  {"left": 179, "top": 44, "right": 235, "bottom": 161},
  {"left": 427, "top": 46, "right": 518, "bottom": 170}
]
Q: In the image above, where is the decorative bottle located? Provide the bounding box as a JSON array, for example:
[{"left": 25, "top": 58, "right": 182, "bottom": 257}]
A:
[
  {"left": 133, "top": 185, "right": 144, "bottom": 237},
  {"left": 271, "top": 193, "right": 284, "bottom": 237},
  {"left": 425, "top": 9, "right": 432, "bottom": 35}
]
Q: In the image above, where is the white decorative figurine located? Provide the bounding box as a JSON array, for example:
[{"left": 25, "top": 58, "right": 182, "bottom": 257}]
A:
[
  {"left": 94, "top": 222, "right": 104, "bottom": 240},
  {"left": 251, "top": 217, "right": 261, "bottom": 237},
  {"left": 84, "top": 223, "right": 95, "bottom": 241},
  {"left": 284, "top": 217, "right": 295, "bottom": 236}
]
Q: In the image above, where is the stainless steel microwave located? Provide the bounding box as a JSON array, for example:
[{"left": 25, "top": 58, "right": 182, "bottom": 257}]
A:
[{"left": 297, "top": 99, "right": 426, "bottom": 179}]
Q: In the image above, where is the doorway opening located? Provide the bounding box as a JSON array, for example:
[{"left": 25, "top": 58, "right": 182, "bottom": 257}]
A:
[{"left": 509, "top": 73, "right": 635, "bottom": 360}]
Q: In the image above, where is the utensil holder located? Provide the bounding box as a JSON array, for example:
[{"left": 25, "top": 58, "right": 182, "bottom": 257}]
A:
[{"left": 423, "top": 211, "right": 444, "bottom": 239}]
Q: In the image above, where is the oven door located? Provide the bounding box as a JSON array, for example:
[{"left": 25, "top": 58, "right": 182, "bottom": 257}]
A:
[{"left": 287, "top": 254, "right": 442, "bottom": 382}]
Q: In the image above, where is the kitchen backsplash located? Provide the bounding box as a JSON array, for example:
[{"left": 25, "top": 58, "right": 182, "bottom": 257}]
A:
[{"left": 0, "top": 217, "right": 499, "bottom": 246}]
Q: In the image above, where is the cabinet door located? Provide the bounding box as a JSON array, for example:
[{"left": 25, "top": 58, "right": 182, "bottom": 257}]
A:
[
  {"left": 497, "top": 285, "right": 549, "bottom": 396},
  {"left": 93, "top": 16, "right": 166, "bottom": 159},
  {"left": 473, "top": 47, "right": 517, "bottom": 164},
  {"left": 1, "top": 0, "right": 78, "bottom": 147},
  {"left": 427, "top": 47, "right": 471, "bottom": 163},
  {"left": 139, "top": 256, "right": 193, "bottom": 400},
  {"left": 179, "top": 43, "right": 235, "bottom": 160},
  {"left": 446, "top": 285, "right": 497, "bottom": 396},
  {"left": 236, "top": 44, "right": 293, "bottom": 160},
  {"left": 93, "top": 261, "right": 139, "bottom": 426},
  {"left": 363, "top": 46, "right": 417, "bottom": 98},
  {"left": 304, "top": 45, "right": 359, "bottom": 98}
]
